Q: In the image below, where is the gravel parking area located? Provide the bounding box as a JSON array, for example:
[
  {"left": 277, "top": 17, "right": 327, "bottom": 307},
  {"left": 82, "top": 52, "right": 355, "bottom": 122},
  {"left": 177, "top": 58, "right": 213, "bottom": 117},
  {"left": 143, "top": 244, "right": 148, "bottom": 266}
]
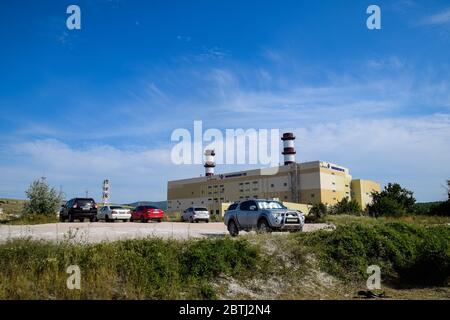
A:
[{"left": 0, "top": 222, "right": 331, "bottom": 243}]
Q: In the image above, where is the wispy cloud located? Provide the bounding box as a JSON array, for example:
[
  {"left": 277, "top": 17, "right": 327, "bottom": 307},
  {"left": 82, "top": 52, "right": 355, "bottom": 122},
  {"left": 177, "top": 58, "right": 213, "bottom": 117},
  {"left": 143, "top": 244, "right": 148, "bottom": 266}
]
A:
[{"left": 422, "top": 7, "right": 450, "bottom": 26}]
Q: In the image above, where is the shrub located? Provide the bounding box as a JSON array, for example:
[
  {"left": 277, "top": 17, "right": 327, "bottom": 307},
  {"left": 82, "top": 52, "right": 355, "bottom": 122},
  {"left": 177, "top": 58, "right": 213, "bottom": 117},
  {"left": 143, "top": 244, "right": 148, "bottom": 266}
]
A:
[
  {"left": 368, "top": 183, "right": 415, "bottom": 218},
  {"left": 306, "top": 203, "right": 328, "bottom": 222},
  {"left": 23, "top": 178, "right": 62, "bottom": 217},
  {"left": 301, "top": 222, "right": 450, "bottom": 286},
  {"left": 0, "top": 237, "right": 261, "bottom": 299},
  {"left": 331, "top": 197, "right": 362, "bottom": 215}
]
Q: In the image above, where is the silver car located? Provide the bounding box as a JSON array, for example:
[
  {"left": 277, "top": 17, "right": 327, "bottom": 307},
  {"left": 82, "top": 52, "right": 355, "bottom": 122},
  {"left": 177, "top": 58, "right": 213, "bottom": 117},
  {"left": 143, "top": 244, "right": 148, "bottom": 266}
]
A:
[
  {"left": 182, "top": 207, "right": 210, "bottom": 223},
  {"left": 97, "top": 205, "right": 131, "bottom": 222},
  {"left": 223, "top": 199, "right": 305, "bottom": 236}
]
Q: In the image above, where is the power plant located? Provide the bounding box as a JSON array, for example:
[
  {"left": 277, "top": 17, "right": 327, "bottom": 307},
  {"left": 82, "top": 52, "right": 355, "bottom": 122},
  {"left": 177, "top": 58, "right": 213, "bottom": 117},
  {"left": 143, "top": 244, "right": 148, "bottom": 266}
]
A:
[{"left": 167, "top": 132, "right": 380, "bottom": 216}]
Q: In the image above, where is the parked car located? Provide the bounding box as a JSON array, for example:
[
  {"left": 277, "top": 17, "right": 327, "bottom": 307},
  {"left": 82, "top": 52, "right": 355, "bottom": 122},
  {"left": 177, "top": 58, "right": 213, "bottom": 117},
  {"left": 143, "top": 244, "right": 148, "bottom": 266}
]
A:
[
  {"left": 223, "top": 199, "right": 305, "bottom": 236},
  {"left": 60, "top": 198, "right": 98, "bottom": 222},
  {"left": 131, "top": 205, "right": 164, "bottom": 223},
  {"left": 182, "top": 207, "right": 210, "bottom": 223},
  {"left": 97, "top": 205, "right": 131, "bottom": 222}
]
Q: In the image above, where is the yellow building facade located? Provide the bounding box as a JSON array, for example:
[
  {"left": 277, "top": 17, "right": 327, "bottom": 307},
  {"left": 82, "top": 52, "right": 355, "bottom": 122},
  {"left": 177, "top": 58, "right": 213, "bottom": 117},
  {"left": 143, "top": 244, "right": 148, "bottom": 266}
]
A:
[
  {"left": 350, "top": 179, "right": 381, "bottom": 210},
  {"left": 167, "top": 160, "right": 380, "bottom": 216}
]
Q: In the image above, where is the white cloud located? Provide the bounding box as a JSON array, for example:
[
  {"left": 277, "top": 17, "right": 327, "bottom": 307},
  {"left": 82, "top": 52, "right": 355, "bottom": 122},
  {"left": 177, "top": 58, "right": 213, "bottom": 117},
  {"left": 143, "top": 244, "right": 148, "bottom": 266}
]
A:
[
  {"left": 422, "top": 8, "right": 450, "bottom": 26},
  {"left": 1, "top": 113, "right": 449, "bottom": 202}
]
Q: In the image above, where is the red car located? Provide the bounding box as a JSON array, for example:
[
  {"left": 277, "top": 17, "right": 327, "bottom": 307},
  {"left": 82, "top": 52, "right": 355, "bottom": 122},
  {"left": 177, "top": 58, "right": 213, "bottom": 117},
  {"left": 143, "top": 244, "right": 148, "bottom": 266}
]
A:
[{"left": 131, "top": 205, "right": 164, "bottom": 223}]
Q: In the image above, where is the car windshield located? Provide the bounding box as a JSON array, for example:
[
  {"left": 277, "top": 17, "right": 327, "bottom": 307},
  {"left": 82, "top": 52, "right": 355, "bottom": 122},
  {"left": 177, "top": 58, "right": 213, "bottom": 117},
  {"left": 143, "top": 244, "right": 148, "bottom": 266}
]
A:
[
  {"left": 257, "top": 201, "right": 286, "bottom": 210},
  {"left": 194, "top": 207, "right": 208, "bottom": 211}
]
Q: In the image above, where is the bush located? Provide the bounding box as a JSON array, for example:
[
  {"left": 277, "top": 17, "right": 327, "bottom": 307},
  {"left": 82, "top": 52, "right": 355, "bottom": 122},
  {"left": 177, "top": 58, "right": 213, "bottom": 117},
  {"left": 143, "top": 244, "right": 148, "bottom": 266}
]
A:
[
  {"left": 23, "top": 178, "right": 62, "bottom": 217},
  {"left": 301, "top": 222, "right": 450, "bottom": 286},
  {"left": 0, "top": 237, "right": 261, "bottom": 299},
  {"left": 306, "top": 203, "right": 328, "bottom": 222},
  {"left": 429, "top": 200, "right": 450, "bottom": 217},
  {"left": 331, "top": 197, "right": 362, "bottom": 215},
  {"left": 368, "top": 183, "right": 415, "bottom": 218}
]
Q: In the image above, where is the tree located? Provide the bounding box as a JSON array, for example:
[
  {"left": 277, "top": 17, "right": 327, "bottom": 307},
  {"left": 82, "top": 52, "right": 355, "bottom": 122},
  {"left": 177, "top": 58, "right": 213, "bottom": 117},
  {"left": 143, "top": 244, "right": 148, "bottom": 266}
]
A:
[
  {"left": 368, "top": 183, "right": 416, "bottom": 218},
  {"left": 23, "top": 178, "right": 62, "bottom": 216},
  {"left": 331, "top": 197, "right": 362, "bottom": 215},
  {"left": 447, "top": 180, "right": 450, "bottom": 200},
  {"left": 307, "top": 202, "right": 328, "bottom": 222}
]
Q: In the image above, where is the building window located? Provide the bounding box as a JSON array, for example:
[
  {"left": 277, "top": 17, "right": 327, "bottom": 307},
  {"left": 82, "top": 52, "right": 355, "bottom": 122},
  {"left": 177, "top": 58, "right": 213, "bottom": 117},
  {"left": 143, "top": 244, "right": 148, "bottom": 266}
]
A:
[
  {"left": 311, "top": 194, "right": 315, "bottom": 198},
  {"left": 253, "top": 195, "right": 258, "bottom": 198},
  {"left": 253, "top": 181, "right": 258, "bottom": 184},
  {"left": 216, "top": 210, "right": 219, "bottom": 215},
  {"left": 284, "top": 183, "right": 287, "bottom": 186},
  {"left": 271, "top": 184, "right": 274, "bottom": 188},
  {"left": 245, "top": 182, "right": 250, "bottom": 185},
  {"left": 332, "top": 182, "right": 335, "bottom": 185},
  {"left": 333, "top": 190, "right": 336, "bottom": 193},
  {"left": 284, "top": 195, "right": 288, "bottom": 200},
  {"left": 239, "top": 183, "right": 243, "bottom": 186},
  {"left": 239, "top": 189, "right": 244, "bottom": 192}
]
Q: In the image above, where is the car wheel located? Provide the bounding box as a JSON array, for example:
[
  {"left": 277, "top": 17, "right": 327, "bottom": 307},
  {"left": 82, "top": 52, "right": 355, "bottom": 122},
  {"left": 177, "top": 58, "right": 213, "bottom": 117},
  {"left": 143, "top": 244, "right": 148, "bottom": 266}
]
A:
[
  {"left": 140, "top": 216, "right": 146, "bottom": 223},
  {"left": 157, "top": 218, "right": 162, "bottom": 223},
  {"left": 206, "top": 220, "right": 209, "bottom": 223},
  {"left": 68, "top": 213, "right": 74, "bottom": 222},
  {"left": 189, "top": 217, "right": 193, "bottom": 223},
  {"left": 130, "top": 217, "right": 134, "bottom": 222},
  {"left": 89, "top": 216, "right": 96, "bottom": 222},
  {"left": 59, "top": 216, "right": 66, "bottom": 222},
  {"left": 257, "top": 219, "right": 272, "bottom": 233},
  {"left": 228, "top": 220, "right": 239, "bottom": 237}
]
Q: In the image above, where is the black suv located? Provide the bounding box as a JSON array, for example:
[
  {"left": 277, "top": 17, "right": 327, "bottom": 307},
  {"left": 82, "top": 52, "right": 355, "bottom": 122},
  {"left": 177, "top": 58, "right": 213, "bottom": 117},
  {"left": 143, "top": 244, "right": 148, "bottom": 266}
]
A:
[{"left": 60, "top": 198, "right": 98, "bottom": 222}]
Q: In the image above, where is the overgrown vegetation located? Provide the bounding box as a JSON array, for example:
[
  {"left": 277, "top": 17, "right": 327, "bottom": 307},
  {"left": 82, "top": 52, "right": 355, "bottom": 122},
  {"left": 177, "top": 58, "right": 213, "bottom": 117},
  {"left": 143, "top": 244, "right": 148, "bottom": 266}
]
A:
[
  {"left": 296, "top": 222, "right": 450, "bottom": 286},
  {"left": 23, "top": 178, "right": 62, "bottom": 217},
  {"left": 0, "top": 237, "right": 260, "bottom": 299},
  {"left": 368, "top": 183, "right": 416, "bottom": 217},
  {"left": 0, "top": 217, "right": 448, "bottom": 299},
  {"left": 330, "top": 197, "right": 362, "bottom": 216}
]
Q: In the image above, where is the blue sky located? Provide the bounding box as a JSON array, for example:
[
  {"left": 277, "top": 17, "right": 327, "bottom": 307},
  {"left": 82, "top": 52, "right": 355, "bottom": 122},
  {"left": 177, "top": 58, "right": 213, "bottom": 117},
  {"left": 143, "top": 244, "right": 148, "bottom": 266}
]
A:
[{"left": 1, "top": 0, "right": 450, "bottom": 202}]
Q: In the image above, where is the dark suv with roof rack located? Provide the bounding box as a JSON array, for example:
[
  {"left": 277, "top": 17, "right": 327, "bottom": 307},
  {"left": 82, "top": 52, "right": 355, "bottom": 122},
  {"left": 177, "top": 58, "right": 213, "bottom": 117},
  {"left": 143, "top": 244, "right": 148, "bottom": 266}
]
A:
[{"left": 59, "top": 198, "right": 98, "bottom": 222}]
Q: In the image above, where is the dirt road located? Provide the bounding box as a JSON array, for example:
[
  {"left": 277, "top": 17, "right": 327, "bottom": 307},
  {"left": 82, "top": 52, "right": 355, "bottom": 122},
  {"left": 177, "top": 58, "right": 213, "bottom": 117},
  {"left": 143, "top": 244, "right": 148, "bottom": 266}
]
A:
[{"left": 0, "top": 222, "right": 331, "bottom": 243}]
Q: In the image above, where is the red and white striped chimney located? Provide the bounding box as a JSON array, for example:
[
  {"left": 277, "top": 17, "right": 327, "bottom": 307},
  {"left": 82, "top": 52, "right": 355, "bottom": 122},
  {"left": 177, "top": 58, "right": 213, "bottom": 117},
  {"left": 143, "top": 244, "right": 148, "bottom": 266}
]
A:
[
  {"left": 281, "top": 132, "right": 296, "bottom": 165},
  {"left": 204, "top": 149, "right": 216, "bottom": 176}
]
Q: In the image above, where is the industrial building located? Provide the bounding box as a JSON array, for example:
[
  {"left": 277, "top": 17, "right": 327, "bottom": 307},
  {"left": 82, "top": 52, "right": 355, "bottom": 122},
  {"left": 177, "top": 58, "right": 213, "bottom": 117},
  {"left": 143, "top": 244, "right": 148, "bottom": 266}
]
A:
[{"left": 167, "top": 133, "right": 380, "bottom": 215}]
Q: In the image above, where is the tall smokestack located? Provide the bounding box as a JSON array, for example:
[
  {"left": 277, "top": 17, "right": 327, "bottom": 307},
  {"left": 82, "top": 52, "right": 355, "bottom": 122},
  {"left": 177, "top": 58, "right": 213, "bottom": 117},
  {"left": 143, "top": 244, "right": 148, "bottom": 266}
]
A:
[
  {"left": 281, "top": 132, "right": 296, "bottom": 165},
  {"left": 204, "top": 149, "right": 216, "bottom": 176}
]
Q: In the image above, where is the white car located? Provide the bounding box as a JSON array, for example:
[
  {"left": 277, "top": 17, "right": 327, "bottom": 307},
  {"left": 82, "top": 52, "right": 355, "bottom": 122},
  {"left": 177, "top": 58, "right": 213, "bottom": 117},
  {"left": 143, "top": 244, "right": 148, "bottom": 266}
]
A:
[
  {"left": 97, "top": 205, "right": 131, "bottom": 222},
  {"left": 182, "top": 207, "right": 210, "bottom": 223}
]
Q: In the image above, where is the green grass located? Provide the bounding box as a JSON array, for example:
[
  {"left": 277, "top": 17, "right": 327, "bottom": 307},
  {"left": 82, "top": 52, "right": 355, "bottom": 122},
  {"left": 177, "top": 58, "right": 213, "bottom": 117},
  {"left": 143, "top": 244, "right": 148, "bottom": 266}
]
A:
[
  {"left": 0, "top": 198, "right": 26, "bottom": 216},
  {"left": 294, "top": 222, "right": 450, "bottom": 286},
  {"left": 0, "top": 237, "right": 261, "bottom": 299},
  {"left": 0, "top": 215, "right": 448, "bottom": 299},
  {"left": 323, "top": 214, "right": 450, "bottom": 227}
]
